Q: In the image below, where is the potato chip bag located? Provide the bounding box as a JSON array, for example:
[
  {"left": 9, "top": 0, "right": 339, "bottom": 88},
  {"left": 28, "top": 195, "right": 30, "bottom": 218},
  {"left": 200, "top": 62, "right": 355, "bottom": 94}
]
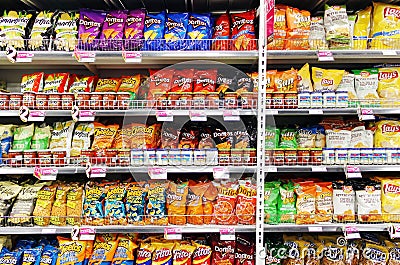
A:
[
  {"left": 294, "top": 181, "right": 316, "bottom": 225},
  {"left": 278, "top": 181, "right": 296, "bottom": 223},
  {"left": 203, "top": 183, "right": 218, "bottom": 225},
  {"left": 312, "top": 67, "right": 345, "bottom": 92},
  {"left": 105, "top": 183, "right": 127, "bottom": 225},
  {"left": 213, "top": 181, "right": 238, "bottom": 225},
  {"left": 264, "top": 181, "right": 280, "bottom": 224},
  {"left": 236, "top": 180, "right": 256, "bottom": 225},
  {"left": 145, "top": 123, "right": 161, "bottom": 149},
  {"left": 125, "top": 182, "right": 146, "bottom": 225},
  {"left": 187, "top": 180, "right": 210, "bottom": 225},
  {"left": 325, "top": 129, "right": 351, "bottom": 148},
  {"left": 374, "top": 120, "right": 400, "bottom": 148},
  {"left": 266, "top": 70, "right": 277, "bottom": 93},
  {"left": 353, "top": 6, "right": 371, "bottom": 50},
  {"left": 192, "top": 242, "right": 212, "bottom": 265},
  {"left": 231, "top": 10, "right": 256, "bottom": 51},
  {"left": 333, "top": 181, "right": 355, "bottom": 222},
  {"left": 146, "top": 181, "right": 168, "bottom": 225},
  {"left": 112, "top": 235, "right": 138, "bottom": 265},
  {"left": 337, "top": 72, "right": 355, "bottom": 94},
  {"left": 285, "top": 6, "right": 311, "bottom": 50},
  {"left": 212, "top": 13, "right": 230, "bottom": 50},
  {"left": 21, "top": 72, "right": 44, "bottom": 93},
  {"left": 50, "top": 184, "right": 69, "bottom": 226},
  {"left": 33, "top": 184, "right": 56, "bottom": 226},
  {"left": 167, "top": 181, "right": 188, "bottom": 225},
  {"left": 267, "top": 6, "right": 287, "bottom": 50},
  {"left": 95, "top": 78, "right": 121, "bottom": 92},
  {"left": 371, "top": 3, "right": 400, "bottom": 50},
  {"left": 279, "top": 128, "right": 297, "bottom": 149},
  {"left": 235, "top": 235, "right": 255, "bottom": 265},
  {"left": 143, "top": 12, "right": 166, "bottom": 51},
  {"left": 71, "top": 123, "right": 94, "bottom": 157},
  {"left": 378, "top": 67, "right": 400, "bottom": 99},
  {"left": 382, "top": 178, "right": 400, "bottom": 222},
  {"left": 275, "top": 68, "right": 297, "bottom": 93},
  {"left": 136, "top": 243, "right": 155, "bottom": 265},
  {"left": 99, "top": 10, "right": 128, "bottom": 51},
  {"left": 12, "top": 124, "right": 34, "bottom": 151},
  {"left": 49, "top": 120, "right": 75, "bottom": 151},
  {"left": 164, "top": 13, "right": 189, "bottom": 50},
  {"left": 309, "top": 17, "right": 328, "bottom": 50},
  {"left": 355, "top": 181, "right": 382, "bottom": 223},
  {"left": 315, "top": 182, "right": 332, "bottom": 223},
  {"left": 57, "top": 238, "right": 87, "bottom": 265},
  {"left": 89, "top": 236, "right": 119, "bottom": 265},
  {"left": 186, "top": 13, "right": 212, "bottom": 50},
  {"left": 53, "top": 12, "right": 79, "bottom": 52},
  {"left": 68, "top": 75, "right": 96, "bottom": 93},
  {"left": 28, "top": 11, "right": 54, "bottom": 51},
  {"left": 173, "top": 243, "right": 196, "bottom": 265},
  {"left": 297, "top": 63, "right": 312, "bottom": 92},
  {"left": 360, "top": 243, "right": 388, "bottom": 265},
  {"left": 350, "top": 126, "right": 373, "bottom": 148},
  {"left": 124, "top": 9, "right": 146, "bottom": 50},
  {"left": 324, "top": 5, "right": 350, "bottom": 43},
  {"left": 91, "top": 122, "right": 119, "bottom": 150},
  {"left": 78, "top": 9, "right": 106, "bottom": 50},
  {"left": 31, "top": 124, "right": 51, "bottom": 150},
  {"left": 353, "top": 69, "right": 380, "bottom": 101},
  {"left": 43, "top": 73, "right": 70, "bottom": 93},
  {"left": 0, "top": 11, "right": 32, "bottom": 49},
  {"left": 118, "top": 75, "right": 141, "bottom": 93}
]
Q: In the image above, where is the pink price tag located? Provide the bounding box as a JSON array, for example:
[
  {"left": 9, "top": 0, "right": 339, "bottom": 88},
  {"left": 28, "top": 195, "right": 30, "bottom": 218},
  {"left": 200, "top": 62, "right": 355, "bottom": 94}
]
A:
[
  {"left": 148, "top": 167, "right": 167, "bottom": 179},
  {"left": 190, "top": 110, "right": 207, "bottom": 121},
  {"left": 213, "top": 167, "right": 229, "bottom": 179},
  {"left": 345, "top": 226, "right": 361, "bottom": 239},
  {"left": 223, "top": 110, "right": 240, "bottom": 121},
  {"left": 123, "top": 51, "right": 142, "bottom": 63},
  {"left": 16, "top": 52, "right": 34, "bottom": 63},
  {"left": 74, "top": 51, "right": 96, "bottom": 63},
  {"left": 164, "top": 228, "right": 182, "bottom": 240},
  {"left": 359, "top": 108, "right": 375, "bottom": 121},
  {"left": 346, "top": 166, "right": 362, "bottom": 178},
  {"left": 28, "top": 110, "right": 45, "bottom": 122},
  {"left": 33, "top": 166, "right": 58, "bottom": 181},
  {"left": 90, "top": 167, "right": 107, "bottom": 178},
  {"left": 265, "top": 0, "right": 275, "bottom": 45},
  {"left": 79, "top": 227, "right": 96, "bottom": 240},
  {"left": 220, "top": 228, "right": 235, "bottom": 240},
  {"left": 79, "top": 110, "right": 96, "bottom": 121},
  {"left": 317, "top": 51, "right": 334, "bottom": 62},
  {"left": 156, "top": 110, "right": 173, "bottom": 121}
]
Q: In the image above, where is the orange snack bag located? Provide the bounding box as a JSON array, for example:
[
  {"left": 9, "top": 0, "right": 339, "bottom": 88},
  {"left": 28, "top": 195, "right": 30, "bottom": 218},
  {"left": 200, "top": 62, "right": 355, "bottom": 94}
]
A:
[
  {"left": 112, "top": 125, "right": 132, "bottom": 149},
  {"left": 118, "top": 74, "right": 141, "bottom": 93},
  {"left": 203, "top": 181, "right": 218, "bottom": 225},
  {"left": 285, "top": 6, "right": 311, "bottom": 50},
  {"left": 187, "top": 181, "right": 210, "bottom": 225},
  {"left": 91, "top": 122, "right": 119, "bottom": 150},
  {"left": 266, "top": 70, "right": 277, "bottom": 93},
  {"left": 192, "top": 242, "right": 212, "bottom": 265},
  {"left": 167, "top": 181, "right": 189, "bottom": 225},
  {"left": 212, "top": 181, "right": 238, "bottom": 225},
  {"left": 236, "top": 180, "right": 257, "bottom": 225},
  {"left": 173, "top": 243, "right": 196, "bottom": 265},
  {"left": 315, "top": 182, "right": 333, "bottom": 223},
  {"left": 295, "top": 181, "right": 316, "bottom": 224},
  {"left": 275, "top": 68, "right": 298, "bottom": 93},
  {"left": 145, "top": 123, "right": 161, "bottom": 149},
  {"left": 136, "top": 242, "right": 156, "bottom": 265},
  {"left": 267, "top": 5, "right": 287, "bottom": 50},
  {"left": 95, "top": 78, "right": 121, "bottom": 92},
  {"left": 89, "top": 235, "right": 119, "bottom": 265},
  {"left": 152, "top": 242, "right": 175, "bottom": 265}
]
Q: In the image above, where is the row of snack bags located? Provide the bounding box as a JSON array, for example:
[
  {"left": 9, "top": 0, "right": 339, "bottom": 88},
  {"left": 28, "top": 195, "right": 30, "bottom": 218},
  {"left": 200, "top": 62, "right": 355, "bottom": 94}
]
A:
[
  {"left": 264, "top": 176, "right": 400, "bottom": 225},
  {"left": 0, "top": 233, "right": 255, "bottom": 265},
  {"left": 265, "top": 233, "right": 400, "bottom": 265},
  {"left": 268, "top": 2, "right": 400, "bottom": 50},
  {"left": 20, "top": 68, "right": 258, "bottom": 97},
  {"left": 0, "top": 8, "right": 256, "bottom": 52}
]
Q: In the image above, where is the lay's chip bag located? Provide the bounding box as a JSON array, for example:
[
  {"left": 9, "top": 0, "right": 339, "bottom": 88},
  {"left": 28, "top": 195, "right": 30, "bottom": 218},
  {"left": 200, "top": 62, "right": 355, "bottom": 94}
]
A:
[
  {"left": 186, "top": 13, "right": 212, "bottom": 50},
  {"left": 143, "top": 12, "right": 166, "bottom": 51},
  {"left": 164, "top": 13, "right": 188, "bottom": 50},
  {"left": 99, "top": 10, "right": 128, "bottom": 51},
  {"left": 371, "top": 2, "right": 400, "bottom": 49},
  {"left": 124, "top": 9, "right": 146, "bottom": 50},
  {"left": 353, "top": 6, "right": 371, "bottom": 50},
  {"left": 136, "top": 242, "right": 155, "bottom": 265},
  {"left": 57, "top": 237, "right": 87, "bottom": 265},
  {"left": 152, "top": 242, "right": 175, "bottom": 265},
  {"left": 378, "top": 67, "right": 400, "bottom": 100}
]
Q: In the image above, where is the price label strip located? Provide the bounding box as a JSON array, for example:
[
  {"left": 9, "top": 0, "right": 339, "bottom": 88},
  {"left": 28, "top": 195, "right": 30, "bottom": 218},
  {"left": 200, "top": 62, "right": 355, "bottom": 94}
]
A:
[
  {"left": 86, "top": 163, "right": 107, "bottom": 178},
  {"left": 358, "top": 108, "right": 375, "bottom": 121},
  {"left": 344, "top": 226, "right": 361, "bottom": 240},
  {"left": 19, "top": 106, "right": 46, "bottom": 122},
  {"left": 79, "top": 110, "right": 96, "bottom": 122},
  {"left": 220, "top": 228, "right": 235, "bottom": 241},
  {"left": 74, "top": 50, "right": 96, "bottom": 63},
  {"left": 213, "top": 167, "right": 229, "bottom": 179},
  {"left": 33, "top": 166, "right": 58, "bottom": 181},
  {"left": 164, "top": 228, "right": 182, "bottom": 240},
  {"left": 317, "top": 51, "right": 334, "bottom": 62},
  {"left": 190, "top": 110, "right": 207, "bottom": 121},
  {"left": 382, "top": 50, "right": 397, "bottom": 56},
  {"left": 41, "top": 228, "right": 57, "bottom": 234},
  {"left": 148, "top": 167, "right": 167, "bottom": 180},
  {"left": 346, "top": 165, "right": 362, "bottom": 179},
  {"left": 309, "top": 109, "right": 323, "bottom": 115},
  {"left": 390, "top": 224, "right": 400, "bottom": 239},
  {"left": 79, "top": 227, "right": 96, "bottom": 241},
  {"left": 123, "top": 51, "right": 142, "bottom": 63},
  {"left": 156, "top": 110, "right": 173, "bottom": 122},
  {"left": 223, "top": 110, "right": 240, "bottom": 121}
]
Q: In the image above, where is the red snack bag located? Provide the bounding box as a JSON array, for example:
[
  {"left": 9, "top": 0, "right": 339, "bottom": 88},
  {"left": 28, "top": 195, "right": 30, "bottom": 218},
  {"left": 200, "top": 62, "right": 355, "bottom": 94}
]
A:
[
  {"left": 171, "top": 69, "right": 194, "bottom": 93},
  {"left": 236, "top": 179, "right": 257, "bottom": 225},
  {"left": 231, "top": 10, "right": 256, "bottom": 51},
  {"left": 148, "top": 69, "right": 174, "bottom": 100},
  {"left": 43, "top": 73, "right": 70, "bottom": 93},
  {"left": 192, "top": 242, "right": 212, "bottom": 265},
  {"left": 21, "top": 72, "right": 44, "bottom": 93},
  {"left": 234, "top": 235, "right": 255, "bottom": 265},
  {"left": 212, "top": 181, "right": 238, "bottom": 225},
  {"left": 211, "top": 236, "right": 235, "bottom": 265},
  {"left": 68, "top": 75, "right": 97, "bottom": 93},
  {"left": 193, "top": 70, "right": 217, "bottom": 93},
  {"left": 212, "top": 13, "right": 230, "bottom": 50}
]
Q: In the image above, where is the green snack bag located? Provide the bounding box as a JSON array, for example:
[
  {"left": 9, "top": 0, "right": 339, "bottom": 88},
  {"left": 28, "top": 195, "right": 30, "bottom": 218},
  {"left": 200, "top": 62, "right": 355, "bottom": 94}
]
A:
[
  {"left": 265, "top": 127, "right": 280, "bottom": 149},
  {"left": 278, "top": 181, "right": 297, "bottom": 223},
  {"left": 266, "top": 239, "right": 287, "bottom": 265},
  {"left": 31, "top": 125, "right": 51, "bottom": 150},
  {"left": 264, "top": 181, "right": 280, "bottom": 224},
  {"left": 279, "top": 128, "right": 297, "bottom": 149},
  {"left": 12, "top": 124, "right": 34, "bottom": 151}
]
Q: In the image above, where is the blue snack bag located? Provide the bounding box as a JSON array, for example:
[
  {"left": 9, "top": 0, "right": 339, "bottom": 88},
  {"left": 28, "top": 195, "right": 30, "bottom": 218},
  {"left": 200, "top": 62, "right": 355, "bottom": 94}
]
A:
[
  {"left": 142, "top": 12, "right": 166, "bottom": 51},
  {"left": 0, "top": 248, "right": 23, "bottom": 265},
  {"left": 186, "top": 13, "right": 212, "bottom": 50},
  {"left": 39, "top": 246, "right": 59, "bottom": 265},
  {"left": 164, "top": 13, "right": 189, "bottom": 50},
  {"left": 22, "top": 246, "right": 43, "bottom": 265}
]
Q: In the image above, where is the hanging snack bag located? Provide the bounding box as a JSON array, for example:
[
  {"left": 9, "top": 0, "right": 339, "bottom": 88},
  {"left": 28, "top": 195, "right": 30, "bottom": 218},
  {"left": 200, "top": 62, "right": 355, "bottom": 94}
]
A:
[
  {"left": 164, "top": 13, "right": 189, "bottom": 50},
  {"left": 148, "top": 69, "right": 174, "bottom": 100},
  {"left": 371, "top": 2, "right": 400, "bottom": 49},
  {"left": 43, "top": 73, "right": 70, "bottom": 93},
  {"left": 143, "top": 12, "right": 166, "bottom": 51},
  {"left": 0, "top": 11, "right": 33, "bottom": 49},
  {"left": 294, "top": 181, "right": 316, "bottom": 225},
  {"left": 278, "top": 181, "right": 296, "bottom": 223},
  {"left": 285, "top": 6, "right": 311, "bottom": 50},
  {"left": 21, "top": 72, "right": 44, "bottom": 93},
  {"left": 49, "top": 120, "right": 75, "bottom": 150},
  {"left": 186, "top": 13, "right": 212, "bottom": 51},
  {"left": 68, "top": 75, "right": 96, "bottom": 93},
  {"left": 28, "top": 11, "right": 54, "bottom": 51},
  {"left": 309, "top": 17, "right": 328, "bottom": 50},
  {"left": 50, "top": 184, "right": 69, "bottom": 226},
  {"left": 31, "top": 124, "right": 51, "bottom": 150},
  {"left": 231, "top": 10, "right": 256, "bottom": 51},
  {"left": 71, "top": 123, "right": 94, "bottom": 157},
  {"left": 57, "top": 238, "right": 87, "bottom": 265},
  {"left": 12, "top": 124, "right": 34, "bottom": 151},
  {"left": 146, "top": 181, "right": 168, "bottom": 225},
  {"left": 267, "top": 6, "right": 287, "bottom": 50},
  {"left": 312, "top": 67, "right": 345, "bottom": 92},
  {"left": 83, "top": 181, "right": 106, "bottom": 225},
  {"left": 33, "top": 184, "right": 57, "bottom": 226},
  {"left": 324, "top": 5, "right": 350, "bottom": 43},
  {"left": 236, "top": 180, "right": 257, "bottom": 225},
  {"left": 297, "top": 64, "right": 313, "bottom": 92},
  {"left": 264, "top": 181, "right": 280, "bottom": 224},
  {"left": 315, "top": 182, "right": 333, "bottom": 223},
  {"left": 152, "top": 242, "right": 175, "bottom": 265},
  {"left": 66, "top": 183, "right": 83, "bottom": 226},
  {"left": 377, "top": 67, "right": 400, "bottom": 99},
  {"left": 355, "top": 181, "right": 382, "bottom": 223},
  {"left": 193, "top": 69, "right": 217, "bottom": 93},
  {"left": 124, "top": 9, "right": 146, "bottom": 50},
  {"left": 167, "top": 181, "right": 189, "bottom": 225},
  {"left": 99, "top": 10, "right": 128, "bottom": 51},
  {"left": 89, "top": 236, "right": 119, "bottom": 265},
  {"left": 333, "top": 181, "right": 355, "bottom": 222},
  {"left": 374, "top": 120, "right": 400, "bottom": 148},
  {"left": 353, "top": 6, "right": 371, "bottom": 50},
  {"left": 53, "top": 11, "right": 79, "bottom": 52},
  {"left": 275, "top": 68, "right": 297, "bottom": 93},
  {"left": 170, "top": 69, "right": 194, "bottom": 93},
  {"left": 353, "top": 69, "right": 380, "bottom": 101},
  {"left": 126, "top": 182, "right": 146, "bottom": 225},
  {"left": 78, "top": 9, "right": 106, "bottom": 50},
  {"left": 213, "top": 181, "right": 238, "bottom": 225},
  {"left": 91, "top": 122, "right": 119, "bottom": 150},
  {"left": 95, "top": 78, "right": 121, "bottom": 92},
  {"left": 212, "top": 13, "right": 230, "bottom": 50},
  {"left": 104, "top": 182, "right": 127, "bottom": 225}
]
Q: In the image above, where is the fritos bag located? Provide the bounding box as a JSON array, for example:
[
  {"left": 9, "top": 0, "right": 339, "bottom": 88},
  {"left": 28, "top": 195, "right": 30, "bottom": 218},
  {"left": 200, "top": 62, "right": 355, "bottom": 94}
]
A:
[
  {"left": 192, "top": 242, "right": 212, "bottom": 265},
  {"left": 236, "top": 180, "right": 256, "bottom": 225},
  {"left": 152, "top": 242, "right": 174, "bottom": 265},
  {"left": 173, "top": 243, "right": 196, "bottom": 265},
  {"left": 212, "top": 181, "right": 238, "bottom": 225}
]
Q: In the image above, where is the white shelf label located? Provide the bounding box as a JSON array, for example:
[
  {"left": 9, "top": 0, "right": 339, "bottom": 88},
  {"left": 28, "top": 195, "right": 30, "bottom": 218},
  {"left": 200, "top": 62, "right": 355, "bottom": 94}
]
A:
[
  {"left": 309, "top": 109, "right": 323, "bottom": 115},
  {"left": 382, "top": 50, "right": 397, "bottom": 56},
  {"left": 79, "top": 110, "right": 96, "bottom": 122},
  {"left": 74, "top": 50, "right": 96, "bottom": 63},
  {"left": 312, "top": 166, "right": 327, "bottom": 172},
  {"left": 318, "top": 51, "right": 334, "bottom": 61},
  {"left": 308, "top": 226, "right": 323, "bottom": 232},
  {"left": 190, "top": 110, "right": 207, "bottom": 121},
  {"left": 390, "top": 224, "right": 400, "bottom": 239},
  {"left": 267, "top": 110, "right": 279, "bottom": 115},
  {"left": 164, "top": 228, "right": 182, "bottom": 240},
  {"left": 41, "top": 228, "right": 57, "bottom": 234},
  {"left": 223, "top": 110, "right": 240, "bottom": 121},
  {"left": 33, "top": 166, "right": 58, "bottom": 181},
  {"left": 213, "top": 167, "right": 229, "bottom": 179},
  {"left": 79, "top": 227, "right": 96, "bottom": 241},
  {"left": 86, "top": 164, "right": 107, "bottom": 178},
  {"left": 148, "top": 167, "right": 167, "bottom": 180},
  {"left": 267, "top": 166, "right": 277, "bottom": 173},
  {"left": 344, "top": 226, "right": 361, "bottom": 240},
  {"left": 358, "top": 108, "right": 375, "bottom": 121},
  {"left": 16, "top": 52, "right": 34, "bottom": 63},
  {"left": 346, "top": 166, "right": 362, "bottom": 179},
  {"left": 220, "top": 228, "right": 235, "bottom": 241},
  {"left": 123, "top": 51, "right": 142, "bottom": 63},
  {"left": 156, "top": 110, "right": 173, "bottom": 122}
]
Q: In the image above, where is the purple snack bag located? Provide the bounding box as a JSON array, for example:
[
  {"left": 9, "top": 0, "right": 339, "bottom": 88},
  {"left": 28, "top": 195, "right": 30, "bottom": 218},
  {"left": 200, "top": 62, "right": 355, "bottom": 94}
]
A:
[
  {"left": 78, "top": 8, "right": 106, "bottom": 50},
  {"left": 99, "top": 10, "right": 128, "bottom": 50},
  {"left": 124, "top": 9, "right": 146, "bottom": 50}
]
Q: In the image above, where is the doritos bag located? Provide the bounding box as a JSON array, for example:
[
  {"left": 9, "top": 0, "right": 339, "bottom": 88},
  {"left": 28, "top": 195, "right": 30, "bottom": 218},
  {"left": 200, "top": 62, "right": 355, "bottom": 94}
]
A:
[
  {"left": 211, "top": 237, "right": 235, "bottom": 265},
  {"left": 235, "top": 235, "right": 255, "bottom": 265},
  {"left": 231, "top": 10, "right": 256, "bottom": 51},
  {"left": 78, "top": 9, "right": 106, "bottom": 50},
  {"left": 186, "top": 13, "right": 212, "bottom": 50},
  {"left": 212, "top": 13, "right": 230, "bottom": 50},
  {"left": 164, "top": 13, "right": 189, "bottom": 50},
  {"left": 124, "top": 9, "right": 146, "bottom": 50},
  {"left": 171, "top": 69, "right": 194, "bottom": 93},
  {"left": 167, "top": 181, "right": 189, "bottom": 225},
  {"left": 148, "top": 69, "right": 174, "bottom": 100},
  {"left": 193, "top": 69, "right": 217, "bottom": 93},
  {"left": 99, "top": 10, "right": 128, "bottom": 51},
  {"left": 143, "top": 12, "right": 166, "bottom": 51}
]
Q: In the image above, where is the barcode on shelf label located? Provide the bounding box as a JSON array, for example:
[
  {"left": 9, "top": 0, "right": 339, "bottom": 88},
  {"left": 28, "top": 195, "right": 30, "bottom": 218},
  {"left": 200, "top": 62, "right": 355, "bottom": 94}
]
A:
[
  {"left": 164, "top": 228, "right": 182, "bottom": 240},
  {"left": 148, "top": 167, "right": 167, "bottom": 180},
  {"left": 41, "top": 228, "right": 57, "bottom": 234},
  {"left": 33, "top": 166, "right": 58, "bottom": 181},
  {"left": 223, "top": 110, "right": 240, "bottom": 121},
  {"left": 346, "top": 166, "right": 362, "bottom": 178},
  {"left": 123, "top": 51, "right": 142, "bottom": 63},
  {"left": 382, "top": 50, "right": 397, "bottom": 56},
  {"left": 156, "top": 110, "right": 173, "bottom": 122},
  {"left": 16, "top": 52, "right": 34, "bottom": 63},
  {"left": 220, "top": 228, "right": 235, "bottom": 241},
  {"left": 390, "top": 225, "right": 400, "bottom": 239},
  {"left": 312, "top": 166, "right": 327, "bottom": 172},
  {"left": 213, "top": 167, "right": 229, "bottom": 179},
  {"left": 79, "top": 228, "right": 96, "bottom": 241},
  {"left": 308, "top": 226, "right": 323, "bottom": 232},
  {"left": 79, "top": 110, "right": 96, "bottom": 122},
  {"left": 190, "top": 110, "right": 207, "bottom": 121},
  {"left": 317, "top": 51, "right": 334, "bottom": 61},
  {"left": 74, "top": 51, "right": 96, "bottom": 63},
  {"left": 344, "top": 226, "right": 361, "bottom": 240},
  {"left": 358, "top": 108, "right": 375, "bottom": 121}
]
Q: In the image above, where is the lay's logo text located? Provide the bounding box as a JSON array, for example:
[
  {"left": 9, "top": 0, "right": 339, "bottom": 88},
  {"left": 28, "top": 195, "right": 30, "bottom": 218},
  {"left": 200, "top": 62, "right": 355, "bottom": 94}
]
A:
[
  {"left": 384, "top": 7, "right": 400, "bottom": 19},
  {"left": 379, "top": 71, "right": 399, "bottom": 80},
  {"left": 384, "top": 183, "right": 400, "bottom": 194}
]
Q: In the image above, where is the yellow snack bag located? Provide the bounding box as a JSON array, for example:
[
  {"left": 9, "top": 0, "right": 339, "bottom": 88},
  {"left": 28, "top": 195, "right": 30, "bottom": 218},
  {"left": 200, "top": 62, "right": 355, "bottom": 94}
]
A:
[
  {"left": 382, "top": 178, "right": 400, "bottom": 222},
  {"left": 297, "top": 63, "right": 312, "bottom": 92},
  {"left": 312, "top": 67, "right": 345, "bottom": 92},
  {"left": 378, "top": 68, "right": 400, "bottom": 100},
  {"left": 374, "top": 120, "right": 400, "bottom": 148},
  {"left": 152, "top": 242, "right": 175, "bottom": 265},
  {"left": 57, "top": 237, "right": 87, "bottom": 265},
  {"left": 353, "top": 6, "right": 371, "bottom": 50},
  {"left": 89, "top": 236, "right": 119, "bottom": 265},
  {"left": 371, "top": 2, "right": 400, "bottom": 49}
]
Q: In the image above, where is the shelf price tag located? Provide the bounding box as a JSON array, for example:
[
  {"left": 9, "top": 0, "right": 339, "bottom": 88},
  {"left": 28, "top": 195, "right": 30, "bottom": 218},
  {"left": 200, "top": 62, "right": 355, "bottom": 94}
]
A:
[
  {"left": 190, "top": 110, "right": 207, "bottom": 121},
  {"left": 220, "top": 228, "right": 235, "bottom": 241},
  {"left": 309, "top": 109, "right": 323, "bottom": 115},
  {"left": 267, "top": 166, "right": 277, "bottom": 173},
  {"left": 86, "top": 163, "right": 107, "bottom": 178},
  {"left": 123, "top": 51, "right": 142, "bottom": 63},
  {"left": 213, "top": 167, "right": 229, "bottom": 179},
  {"left": 19, "top": 106, "right": 45, "bottom": 122},
  {"left": 16, "top": 52, "right": 34, "bottom": 63},
  {"left": 346, "top": 166, "right": 362, "bottom": 179},
  {"left": 223, "top": 110, "right": 240, "bottom": 121},
  {"left": 358, "top": 108, "right": 375, "bottom": 121},
  {"left": 33, "top": 166, "right": 58, "bottom": 181},
  {"left": 148, "top": 167, "right": 167, "bottom": 180},
  {"left": 390, "top": 224, "right": 400, "bottom": 239},
  {"left": 41, "top": 228, "right": 57, "bottom": 234},
  {"left": 74, "top": 50, "right": 96, "bottom": 63},
  {"left": 79, "top": 110, "right": 96, "bottom": 122},
  {"left": 344, "top": 226, "right": 361, "bottom": 240},
  {"left": 308, "top": 226, "right": 323, "bottom": 232},
  {"left": 156, "top": 110, "right": 173, "bottom": 122},
  {"left": 317, "top": 51, "right": 334, "bottom": 62},
  {"left": 164, "top": 228, "right": 182, "bottom": 240},
  {"left": 79, "top": 227, "right": 96, "bottom": 241},
  {"left": 382, "top": 50, "right": 397, "bottom": 56},
  {"left": 312, "top": 166, "right": 327, "bottom": 172}
]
